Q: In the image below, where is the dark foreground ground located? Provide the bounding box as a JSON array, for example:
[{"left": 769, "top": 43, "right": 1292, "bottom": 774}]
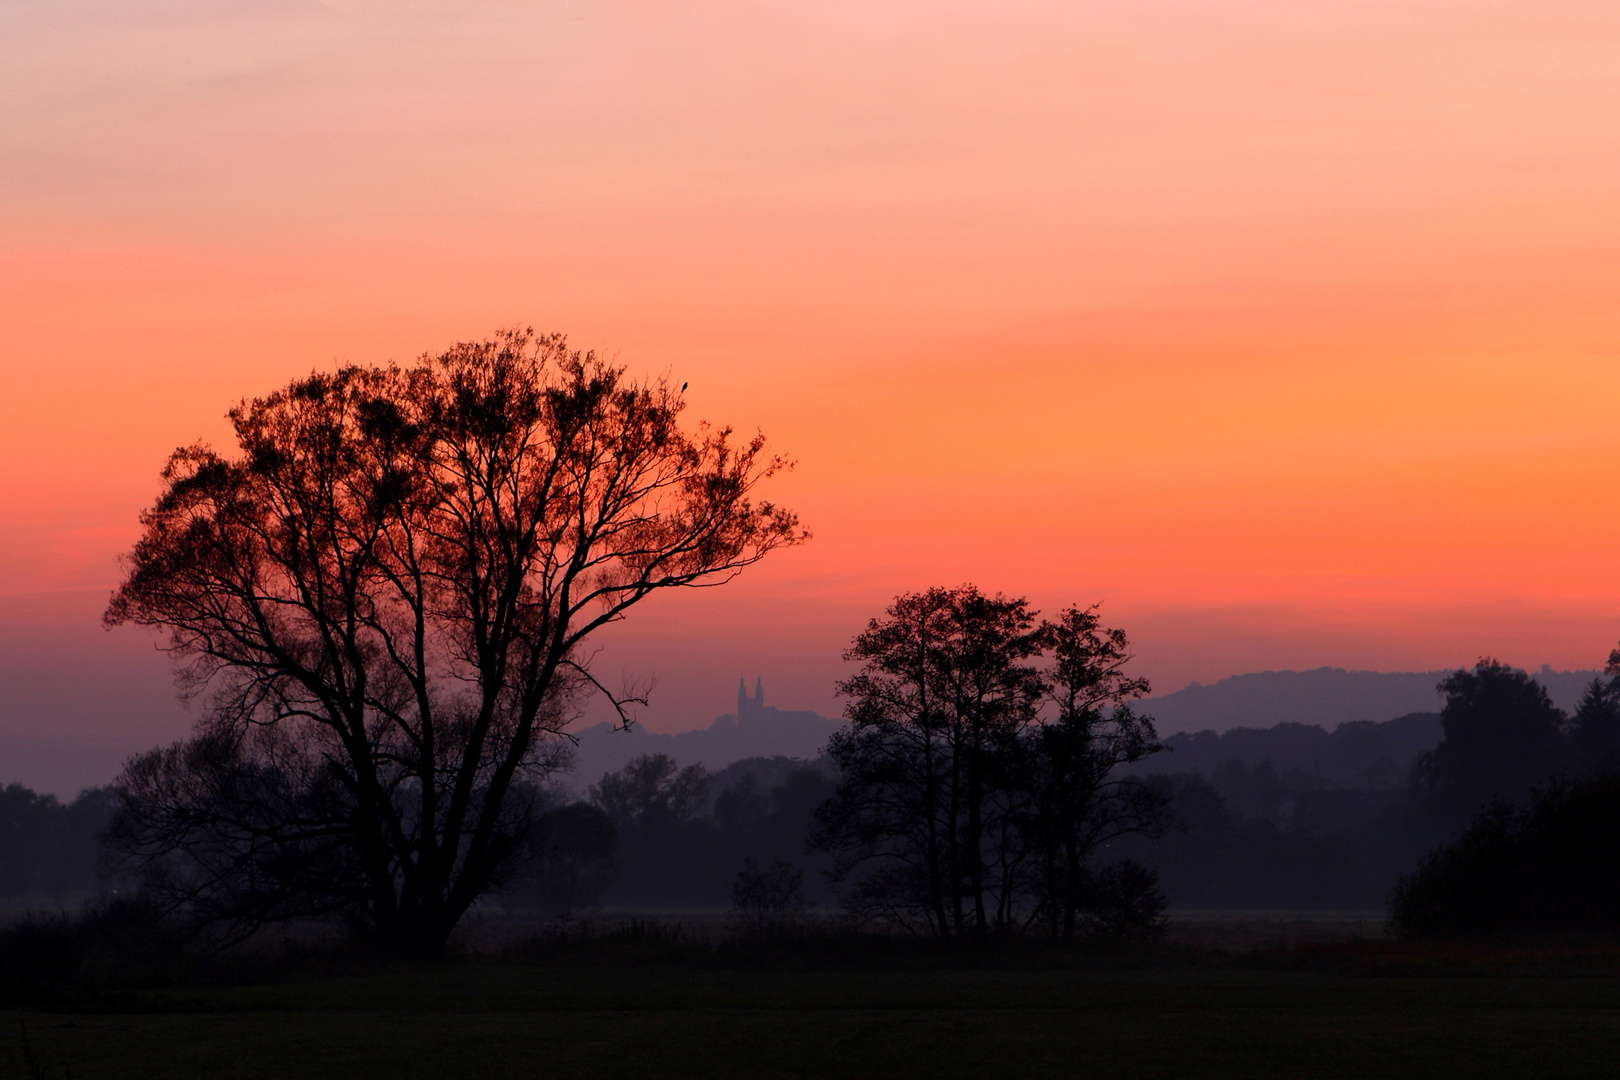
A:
[{"left": 9, "top": 922, "right": 1620, "bottom": 1079}]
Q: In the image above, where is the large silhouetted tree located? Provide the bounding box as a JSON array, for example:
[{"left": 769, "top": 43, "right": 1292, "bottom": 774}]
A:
[{"left": 103, "top": 329, "right": 803, "bottom": 951}]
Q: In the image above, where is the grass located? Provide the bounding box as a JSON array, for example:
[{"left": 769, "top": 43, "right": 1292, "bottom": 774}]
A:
[
  {"left": 10, "top": 945, "right": 1620, "bottom": 1079},
  {"left": 451, "top": 906, "right": 1395, "bottom": 952},
  {"left": 1158, "top": 909, "right": 1389, "bottom": 950}
]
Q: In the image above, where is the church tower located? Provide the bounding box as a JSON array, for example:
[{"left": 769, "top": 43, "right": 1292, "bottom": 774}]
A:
[{"left": 736, "top": 675, "right": 766, "bottom": 719}]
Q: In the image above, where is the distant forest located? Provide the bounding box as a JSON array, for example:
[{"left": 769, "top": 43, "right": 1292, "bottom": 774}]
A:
[
  {"left": 501, "top": 707, "right": 1456, "bottom": 913},
  {"left": 6, "top": 669, "right": 1613, "bottom": 915},
  {"left": 497, "top": 662, "right": 1620, "bottom": 915},
  {"left": 0, "top": 786, "right": 114, "bottom": 900}
]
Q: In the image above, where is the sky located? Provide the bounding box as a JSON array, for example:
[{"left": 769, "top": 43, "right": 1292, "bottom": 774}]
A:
[{"left": 4, "top": 0, "right": 1620, "bottom": 794}]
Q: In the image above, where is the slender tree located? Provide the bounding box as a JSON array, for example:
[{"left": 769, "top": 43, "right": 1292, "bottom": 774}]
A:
[
  {"left": 936, "top": 591, "right": 1048, "bottom": 933},
  {"left": 810, "top": 586, "right": 1046, "bottom": 937},
  {"left": 1573, "top": 673, "right": 1620, "bottom": 768},
  {"left": 1020, "top": 606, "right": 1168, "bottom": 938},
  {"left": 104, "top": 329, "right": 803, "bottom": 952}
]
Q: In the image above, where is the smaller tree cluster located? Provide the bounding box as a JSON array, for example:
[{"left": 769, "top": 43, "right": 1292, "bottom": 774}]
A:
[
  {"left": 507, "top": 800, "right": 619, "bottom": 914},
  {"left": 1413, "top": 660, "right": 1570, "bottom": 833},
  {"left": 1390, "top": 772, "right": 1620, "bottom": 940},
  {"left": 810, "top": 586, "right": 1168, "bottom": 939},
  {"left": 1386, "top": 652, "right": 1620, "bottom": 940},
  {"left": 1413, "top": 658, "right": 1620, "bottom": 838},
  {"left": 730, "top": 858, "right": 807, "bottom": 937},
  {"left": 563, "top": 754, "right": 835, "bottom": 909},
  {"left": 0, "top": 786, "right": 116, "bottom": 900},
  {"left": 588, "top": 754, "right": 710, "bottom": 904}
]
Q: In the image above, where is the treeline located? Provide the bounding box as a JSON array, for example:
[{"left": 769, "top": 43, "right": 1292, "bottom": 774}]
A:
[
  {"left": 0, "top": 786, "right": 116, "bottom": 900},
  {"left": 1384, "top": 661, "right": 1620, "bottom": 937},
  {"left": 538, "top": 736, "right": 1417, "bottom": 914},
  {"left": 1118, "top": 661, "right": 1620, "bottom": 914},
  {"left": 1391, "top": 772, "right": 1620, "bottom": 939},
  {"left": 1105, "top": 714, "right": 1439, "bottom": 909},
  {"left": 1107, "top": 767, "right": 1412, "bottom": 909},
  {"left": 57, "top": 340, "right": 1618, "bottom": 951},
  {"left": 10, "top": 653, "right": 1620, "bottom": 941},
  {"left": 514, "top": 657, "right": 1620, "bottom": 922},
  {"left": 505, "top": 755, "right": 837, "bottom": 911},
  {"left": 1138, "top": 712, "right": 1442, "bottom": 788}
]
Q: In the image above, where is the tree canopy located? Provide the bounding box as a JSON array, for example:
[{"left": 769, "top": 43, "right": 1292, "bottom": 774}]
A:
[
  {"left": 811, "top": 587, "right": 1167, "bottom": 939},
  {"left": 1390, "top": 772, "right": 1620, "bottom": 940},
  {"left": 104, "top": 329, "right": 804, "bottom": 951},
  {"left": 1413, "top": 659, "right": 1567, "bottom": 834}
]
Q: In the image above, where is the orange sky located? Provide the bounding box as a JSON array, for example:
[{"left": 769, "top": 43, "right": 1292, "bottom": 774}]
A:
[{"left": 4, "top": 0, "right": 1620, "bottom": 792}]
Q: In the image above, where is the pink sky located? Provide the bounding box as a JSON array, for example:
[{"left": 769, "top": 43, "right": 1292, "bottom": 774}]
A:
[{"left": 4, "top": 0, "right": 1620, "bottom": 793}]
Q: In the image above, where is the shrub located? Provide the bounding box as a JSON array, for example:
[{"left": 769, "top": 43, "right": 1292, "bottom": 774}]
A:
[
  {"left": 0, "top": 896, "right": 189, "bottom": 1004},
  {"left": 1079, "top": 860, "right": 1168, "bottom": 943},
  {"left": 0, "top": 914, "right": 84, "bottom": 1004},
  {"left": 730, "top": 858, "right": 806, "bottom": 937}
]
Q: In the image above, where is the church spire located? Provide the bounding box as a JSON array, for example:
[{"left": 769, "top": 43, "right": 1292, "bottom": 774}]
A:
[
  {"left": 754, "top": 675, "right": 764, "bottom": 711},
  {"left": 737, "top": 676, "right": 747, "bottom": 719}
]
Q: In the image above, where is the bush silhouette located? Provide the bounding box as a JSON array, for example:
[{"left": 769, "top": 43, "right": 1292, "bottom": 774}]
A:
[
  {"left": 1390, "top": 772, "right": 1620, "bottom": 939},
  {"left": 731, "top": 858, "right": 806, "bottom": 936}
]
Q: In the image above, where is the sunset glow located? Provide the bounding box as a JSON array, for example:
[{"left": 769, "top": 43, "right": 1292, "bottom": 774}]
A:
[{"left": 5, "top": 0, "right": 1620, "bottom": 792}]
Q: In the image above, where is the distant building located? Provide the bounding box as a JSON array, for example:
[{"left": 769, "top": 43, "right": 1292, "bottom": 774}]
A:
[
  {"left": 566, "top": 675, "right": 841, "bottom": 786},
  {"left": 737, "top": 675, "right": 765, "bottom": 720}
]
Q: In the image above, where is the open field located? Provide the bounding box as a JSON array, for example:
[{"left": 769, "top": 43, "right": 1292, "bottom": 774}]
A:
[
  {"left": 10, "top": 951, "right": 1620, "bottom": 1079},
  {"left": 446, "top": 908, "right": 1395, "bottom": 953},
  {"left": 1159, "top": 911, "right": 1389, "bottom": 950}
]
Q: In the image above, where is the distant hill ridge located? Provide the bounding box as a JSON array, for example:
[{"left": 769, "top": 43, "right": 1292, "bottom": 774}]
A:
[
  {"left": 562, "top": 665, "right": 1605, "bottom": 791},
  {"left": 1141, "top": 665, "right": 1601, "bottom": 735},
  {"left": 564, "top": 677, "right": 840, "bottom": 792},
  {"left": 1134, "top": 712, "right": 1443, "bottom": 788}
]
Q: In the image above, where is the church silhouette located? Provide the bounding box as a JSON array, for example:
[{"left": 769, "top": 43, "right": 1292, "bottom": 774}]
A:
[
  {"left": 720, "top": 674, "right": 827, "bottom": 736},
  {"left": 737, "top": 675, "right": 767, "bottom": 720},
  {"left": 567, "top": 675, "right": 841, "bottom": 783}
]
